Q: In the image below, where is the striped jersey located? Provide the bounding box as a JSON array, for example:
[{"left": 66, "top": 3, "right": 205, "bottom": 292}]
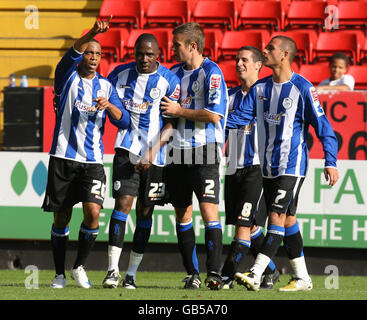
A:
[
  {"left": 50, "top": 47, "right": 130, "bottom": 164},
  {"left": 108, "top": 61, "right": 181, "bottom": 166},
  {"left": 226, "top": 86, "right": 260, "bottom": 169},
  {"left": 170, "top": 58, "right": 228, "bottom": 149},
  {"left": 226, "top": 73, "right": 338, "bottom": 178}
]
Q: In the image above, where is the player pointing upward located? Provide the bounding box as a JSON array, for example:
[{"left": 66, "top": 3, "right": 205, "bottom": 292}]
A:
[{"left": 42, "top": 16, "right": 130, "bottom": 289}]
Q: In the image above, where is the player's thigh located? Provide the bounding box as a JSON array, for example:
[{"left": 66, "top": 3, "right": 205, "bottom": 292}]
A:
[
  {"left": 165, "top": 164, "right": 193, "bottom": 208},
  {"left": 262, "top": 175, "right": 304, "bottom": 216},
  {"left": 192, "top": 163, "right": 220, "bottom": 205},
  {"left": 226, "top": 166, "right": 263, "bottom": 227},
  {"left": 138, "top": 164, "right": 166, "bottom": 207},
  {"left": 42, "top": 157, "right": 80, "bottom": 212},
  {"left": 112, "top": 149, "right": 140, "bottom": 199},
  {"left": 80, "top": 163, "right": 106, "bottom": 207}
]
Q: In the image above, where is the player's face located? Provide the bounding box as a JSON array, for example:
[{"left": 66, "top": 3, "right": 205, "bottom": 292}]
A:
[
  {"left": 135, "top": 41, "right": 160, "bottom": 74},
  {"left": 235, "top": 50, "right": 260, "bottom": 81},
  {"left": 81, "top": 42, "right": 101, "bottom": 74},
  {"left": 329, "top": 58, "right": 347, "bottom": 81},
  {"left": 172, "top": 33, "right": 190, "bottom": 62},
  {"left": 263, "top": 38, "right": 284, "bottom": 68}
]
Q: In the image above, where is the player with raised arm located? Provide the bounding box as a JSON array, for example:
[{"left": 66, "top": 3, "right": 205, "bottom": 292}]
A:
[
  {"left": 221, "top": 46, "right": 279, "bottom": 290},
  {"left": 226, "top": 36, "right": 339, "bottom": 291},
  {"left": 42, "top": 16, "right": 130, "bottom": 289},
  {"left": 102, "top": 33, "right": 181, "bottom": 289},
  {"left": 161, "top": 22, "right": 228, "bottom": 290}
]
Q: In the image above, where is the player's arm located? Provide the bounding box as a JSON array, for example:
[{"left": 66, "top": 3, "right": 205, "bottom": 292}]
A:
[
  {"left": 101, "top": 85, "right": 130, "bottom": 129},
  {"left": 54, "top": 16, "right": 112, "bottom": 97},
  {"left": 304, "top": 86, "right": 339, "bottom": 186},
  {"left": 161, "top": 97, "right": 221, "bottom": 123},
  {"left": 226, "top": 87, "right": 256, "bottom": 129},
  {"left": 135, "top": 118, "right": 176, "bottom": 171},
  {"left": 74, "top": 15, "right": 112, "bottom": 53}
]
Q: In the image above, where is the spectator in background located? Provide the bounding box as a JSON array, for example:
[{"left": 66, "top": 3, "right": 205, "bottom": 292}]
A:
[{"left": 317, "top": 52, "right": 355, "bottom": 91}]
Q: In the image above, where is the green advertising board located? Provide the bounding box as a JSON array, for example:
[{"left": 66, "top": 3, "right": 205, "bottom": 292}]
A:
[{"left": 0, "top": 152, "right": 366, "bottom": 248}]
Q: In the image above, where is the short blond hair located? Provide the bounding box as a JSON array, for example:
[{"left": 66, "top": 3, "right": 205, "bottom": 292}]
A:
[{"left": 173, "top": 22, "right": 205, "bottom": 54}]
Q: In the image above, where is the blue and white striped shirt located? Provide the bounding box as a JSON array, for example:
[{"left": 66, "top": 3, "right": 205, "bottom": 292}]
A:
[
  {"left": 226, "top": 73, "right": 338, "bottom": 178},
  {"left": 170, "top": 58, "right": 228, "bottom": 149},
  {"left": 226, "top": 86, "right": 260, "bottom": 169},
  {"left": 108, "top": 61, "right": 181, "bottom": 166},
  {"left": 50, "top": 47, "right": 130, "bottom": 164}
]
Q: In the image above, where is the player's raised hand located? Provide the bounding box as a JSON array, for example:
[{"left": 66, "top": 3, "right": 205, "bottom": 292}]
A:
[{"left": 92, "top": 15, "right": 112, "bottom": 34}]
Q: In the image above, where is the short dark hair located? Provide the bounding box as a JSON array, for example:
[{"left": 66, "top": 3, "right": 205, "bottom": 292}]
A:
[
  {"left": 173, "top": 22, "right": 205, "bottom": 54},
  {"left": 135, "top": 33, "right": 159, "bottom": 48},
  {"left": 330, "top": 52, "right": 349, "bottom": 68},
  {"left": 238, "top": 46, "right": 264, "bottom": 64},
  {"left": 272, "top": 35, "right": 297, "bottom": 63}
]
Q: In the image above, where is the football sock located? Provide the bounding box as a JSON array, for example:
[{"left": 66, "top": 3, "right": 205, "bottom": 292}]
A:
[
  {"left": 108, "top": 209, "right": 128, "bottom": 248},
  {"left": 221, "top": 238, "right": 250, "bottom": 279},
  {"left": 107, "top": 210, "right": 128, "bottom": 271},
  {"left": 250, "top": 226, "right": 276, "bottom": 275},
  {"left": 283, "top": 221, "right": 304, "bottom": 259},
  {"left": 132, "top": 219, "right": 152, "bottom": 254},
  {"left": 125, "top": 219, "right": 152, "bottom": 279},
  {"left": 126, "top": 251, "right": 144, "bottom": 280},
  {"left": 51, "top": 225, "right": 69, "bottom": 276},
  {"left": 251, "top": 224, "right": 284, "bottom": 278},
  {"left": 176, "top": 220, "right": 199, "bottom": 275},
  {"left": 204, "top": 221, "right": 223, "bottom": 274},
  {"left": 73, "top": 223, "right": 99, "bottom": 269},
  {"left": 284, "top": 222, "right": 310, "bottom": 280}
]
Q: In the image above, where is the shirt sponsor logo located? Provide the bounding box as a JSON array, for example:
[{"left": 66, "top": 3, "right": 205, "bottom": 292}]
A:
[
  {"left": 123, "top": 99, "right": 150, "bottom": 113},
  {"left": 264, "top": 112, "right": 283, "bottom": 125},
  {"left": 169, "top": 84, "right": 180, "bottom": 100},
  {"left": 209, "top": 88, "right": 221, "bottom": 104},
  {"left": 209, "top": 74, "right": 221, "bottom": 89},
  {"left": 74, "top": 99, "right": 98, "bottom": 115},
  {"left": 310, "top": 87, "right": 324, "bottom": 117}
]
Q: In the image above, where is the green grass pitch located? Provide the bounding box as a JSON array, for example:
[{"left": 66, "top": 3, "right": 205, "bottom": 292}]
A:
[{"left": 0, "top": 270, "right": 366, "bottom": 301}]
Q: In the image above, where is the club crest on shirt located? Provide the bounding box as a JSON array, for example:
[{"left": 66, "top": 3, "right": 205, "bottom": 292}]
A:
[
  {"left": 192, "top": 80, "right": 200, "bottom": 93},
  {"left": 150, "top": 87, "right": 161, "bottom": 100},
  {"left": 97, "top": 89, "right": 106, "bottom": 98},
  {"left": 282, "top": 97, "right": 293, "bottom": 109}
]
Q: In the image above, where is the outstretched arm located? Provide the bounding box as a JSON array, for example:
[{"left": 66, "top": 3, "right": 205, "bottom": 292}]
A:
[{"left": 74, "top": 15, "right": 112, "bottom": 53}]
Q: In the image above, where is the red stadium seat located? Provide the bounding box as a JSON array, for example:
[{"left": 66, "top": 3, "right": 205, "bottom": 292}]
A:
[
  {"left": 298, "top": 63, "right": 330, "bottom": 86},
  {"left": 192, "top": 0, "right": 238, "bottom": 30},
  {"left": 284, "top": 1, "right": 327, "bottom": 31},
  {"left": 98, "top": 0, "right": 145, "bottom": 29},
  {"left": 123, "top": 29, "right": 174, "bottom": 62},
  {"left": 218, "top": 60, "right": 240, "bottom": 88},
  {"left": 219, "top": 30, "right": 270, "bottom": 60},
  {"left": 313, "top": 30, "right": 365, "bottom": 65},
  {"left": 347, "top": 65, "right": 367, "bottom": 90},
  {"left": 203, "top": 29, "right": 223, "bottom": 61},
  {"left": 271, "top": 29, "right": 318, "bottom": 64},
  {"left": 337, "top": 1, "right": 367, "bottom": 31},
  {"left": 238, "top": 0, "right": 286, "bottom": 31},
  {"left": 144, "top": 0, "right": 191, "bottom": 28}
]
